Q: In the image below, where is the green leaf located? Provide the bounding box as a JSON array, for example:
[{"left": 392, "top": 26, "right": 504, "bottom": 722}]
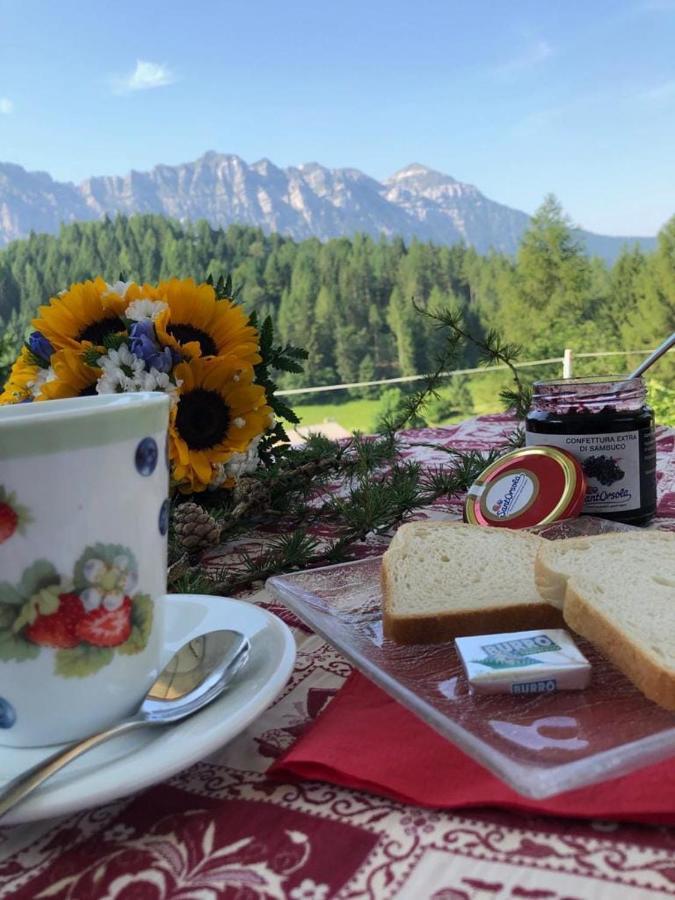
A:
[
  {"left": 12, "top": 584, "right": 61, "bottom": 632},
  {"left": 55, "top": 645, "right": 113, "bottom": 678},
  {"left": 0, "top": 629, "right": 39, "bottom": 662},
  {"left": 274, "top": 358, "right": 304, "bottom": 374},
  {"left": 82, "top": 348, "right": 102, "bottom": 367},
  {"left": 0, "top": 602, "right": 17, "bottom": 629},
  {"left": 260, "top": 316, "right": 274, "bottom": 354},
  {"left": 18, "top": 560, "right": 60, "bottom": 599},
  {"left": 102, "top": 333, "right": 127, "bottom": 351},
  {"left": 281, "top": 345, "right": 309, "bottom": 360},
  {"left": 270, "top": 398, "right": 300, "bottom": 425},
  {"left": 118, "top": 593, "right": 153, "bottom": 656},
  {"left": 0, "top": 582, "right": 23, "bottom": 605}
]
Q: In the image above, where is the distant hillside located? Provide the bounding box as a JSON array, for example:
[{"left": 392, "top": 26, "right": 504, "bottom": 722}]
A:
[{"left": 0, "top": 153, "right": 658, "bottom": 262}]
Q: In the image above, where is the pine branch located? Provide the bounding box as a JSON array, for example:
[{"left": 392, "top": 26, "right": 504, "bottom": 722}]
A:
[
  {"left": 379, "top": 328, "right": 464, "bottom": 434},
  {"left": 413, "top": 302, "right": 529, "bottom": 413}
]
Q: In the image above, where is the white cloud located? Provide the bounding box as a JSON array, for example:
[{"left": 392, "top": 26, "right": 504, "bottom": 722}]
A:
[
  {"left": 0, "top": 97, "right": 13, "bottom": 114},
  {"left": 641, "top": 80, "right": 675, "bottom": 102},
  {"left": 494, "top": 39, "right": 554, "bottom": 77},
  {"left": 112, "top": 60, "right": 177, "bottom": 94}
]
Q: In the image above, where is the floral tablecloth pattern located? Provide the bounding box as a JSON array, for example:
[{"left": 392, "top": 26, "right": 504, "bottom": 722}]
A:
[{"left": 2, "top": 414, "right": 675, "bottom": 899}]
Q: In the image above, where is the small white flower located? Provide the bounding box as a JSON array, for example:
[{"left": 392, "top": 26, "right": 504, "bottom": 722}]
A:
[
  {"left": 209, "top": 434, "right": 262, "bottom": 489},
  {"left": 124, "top": 571, "right": 138, "bottom": 593},
  {"left": 233, "top": 373, "right": 241, "bottom": 382},
  {"left": 125, "top": 299, "right": 168, "bottom": 322},
  {"left": 80, "top": 554, "right": 136, "bottom": 610},
  {"left": 208, "top": 464, "right": 228, "bottom": 489},
  {"left": 106, "top": 280, "right": 134, "bottom": 299},
  {"left": 27, "top": 366, "right": 57, "bottom": 398},
  {"left": 81, "top": 587, "right": 103, "bottom": 611},
  {"left": 141, "top": 368, "right": 181, "bottom": 406},
  {"left": 103, "top": 591, "right": 125, "bottom": 611},
  {"left": 233, "top": 417, "right": 246, "bottom": 429},
  {"left": 96, "top": 343, "right": 149, "bottom": 395},
  {"left": 96, "top": 346, "right": 182, "bottom": 406}
]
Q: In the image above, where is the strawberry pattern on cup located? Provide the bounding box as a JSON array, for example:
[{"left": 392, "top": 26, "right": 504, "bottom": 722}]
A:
[
  {"left": 0, "top": 544, "right": 153, "bottom": 680},
  {"left": 0, "top": 484, "right": 31, "bottom": 544}
]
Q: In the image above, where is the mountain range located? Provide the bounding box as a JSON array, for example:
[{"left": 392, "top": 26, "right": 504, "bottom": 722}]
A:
[{"left": 0, "top": 152, "right": 658, "bottom": 262}]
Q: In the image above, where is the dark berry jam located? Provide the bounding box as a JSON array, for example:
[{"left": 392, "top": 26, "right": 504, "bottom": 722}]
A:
[{"left": 525, "top": 376, "right": 656, "bottom": 526}]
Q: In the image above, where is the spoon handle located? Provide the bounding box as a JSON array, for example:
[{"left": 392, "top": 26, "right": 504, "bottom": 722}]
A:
[
  {"left": 0, "top": 716, "right": 147, "bottom": 820},
  {"left": 628, "top": 332, "right": 675, "bottom": 379}
]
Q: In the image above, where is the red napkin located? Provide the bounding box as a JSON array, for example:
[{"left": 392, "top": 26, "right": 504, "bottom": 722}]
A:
[{"left": 270, "top": 671, "right": 675, "bottom": 824}]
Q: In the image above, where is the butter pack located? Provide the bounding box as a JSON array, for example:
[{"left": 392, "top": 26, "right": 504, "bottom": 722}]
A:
[{"left": 455, "top": 629, "right": 591, "bottom": 696}]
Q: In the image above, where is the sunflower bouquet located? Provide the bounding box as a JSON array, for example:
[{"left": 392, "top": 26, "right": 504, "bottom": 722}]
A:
[{"left": 0, "top": 276, "right": 305, "bottom": 493}]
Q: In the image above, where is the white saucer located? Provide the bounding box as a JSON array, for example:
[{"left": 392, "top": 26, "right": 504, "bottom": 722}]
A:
[{"left": 0, "top": 594, "right": 296, "bottom": 826}]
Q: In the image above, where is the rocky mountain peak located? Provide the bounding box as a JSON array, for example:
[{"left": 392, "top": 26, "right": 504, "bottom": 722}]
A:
[{"left": 0, "top": 154, "right": 657, "bottom": 261}]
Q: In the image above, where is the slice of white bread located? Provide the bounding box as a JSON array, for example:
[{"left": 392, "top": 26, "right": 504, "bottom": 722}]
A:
[
  {"left": 381, "top": 521, "right": 564, "bottom": 644},
  {"left": 535, "top": 531, "right": 675, "bottom": 709}
]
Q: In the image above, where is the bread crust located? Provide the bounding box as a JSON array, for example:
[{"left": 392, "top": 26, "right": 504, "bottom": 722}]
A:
[
  {"left": 563, "top": 584, "right": 675, "bottom": 710},
  {"left": 382, "top": 600, "right": 564, "bottom": 644},
  {"left": 381, "top": 522, "right": 558, "bottom": 645},
  {"left": 536, "top": 532, "right": 675, "bottom": 710}
]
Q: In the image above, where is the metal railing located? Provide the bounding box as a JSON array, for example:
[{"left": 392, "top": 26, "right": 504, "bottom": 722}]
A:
[{"left": 277, "top": 348, "right": 659, "bottom": 398}]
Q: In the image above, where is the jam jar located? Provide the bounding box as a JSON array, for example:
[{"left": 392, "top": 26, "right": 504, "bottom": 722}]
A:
[{"left": 525, "top": 375, "right": 656, "bottom": 526}]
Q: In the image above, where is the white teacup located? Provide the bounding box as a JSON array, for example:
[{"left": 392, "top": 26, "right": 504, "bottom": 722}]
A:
[{"left": 0, "top": 393, "right": 173, "bottom": 746}]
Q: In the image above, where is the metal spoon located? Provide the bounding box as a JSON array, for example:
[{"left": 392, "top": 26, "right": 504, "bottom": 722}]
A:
[
  {"left": 0, "top": 629, "right": 250, "bottom": 820},
  {"left": 628, "top": 331, "right": 675, "bottom": 379}
]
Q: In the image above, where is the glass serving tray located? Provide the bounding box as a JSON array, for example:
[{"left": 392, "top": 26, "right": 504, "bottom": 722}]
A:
[{"left": 267, "top": 517, "right": 675, "bottom": 799}]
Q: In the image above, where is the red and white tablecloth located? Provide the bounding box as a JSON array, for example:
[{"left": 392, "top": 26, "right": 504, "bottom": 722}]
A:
[{"left": 2, "top": 414, "right": 675, "bottom": 899}]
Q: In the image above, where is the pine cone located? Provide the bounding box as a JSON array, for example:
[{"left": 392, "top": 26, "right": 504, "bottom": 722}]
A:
[{"left": 173, "top": 502, "right": 221, "bottom": 551}]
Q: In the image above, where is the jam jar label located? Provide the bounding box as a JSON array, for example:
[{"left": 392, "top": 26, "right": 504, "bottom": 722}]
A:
[{"left": 525, "top": 430, "right": 641, "bottom": 513}]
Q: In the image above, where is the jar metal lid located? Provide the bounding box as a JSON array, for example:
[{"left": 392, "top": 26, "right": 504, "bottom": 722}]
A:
[{"left": 464, "top": 446, "right": 586, "bottom": 529}]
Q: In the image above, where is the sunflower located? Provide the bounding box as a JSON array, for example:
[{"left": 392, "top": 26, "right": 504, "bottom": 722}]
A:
[
  {"left": 32, "top": 277, "right": 128, "bottom": 352},
  {"left": 154, "top": 278, "right": 261, "bottom": 365},
  {"left": 38, "top": 349, "right": 100, "bottom": 400},
  {"left": 170, "top": 356, "right": 271, "bottom": 492},
  {"left": 0, "top": 348, "right": 41, "bottom": 404}
]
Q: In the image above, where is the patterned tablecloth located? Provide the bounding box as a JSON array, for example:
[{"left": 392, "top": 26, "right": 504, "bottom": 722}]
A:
[{"left": 2, "top": 414, "right": 675, "bottom": 899}]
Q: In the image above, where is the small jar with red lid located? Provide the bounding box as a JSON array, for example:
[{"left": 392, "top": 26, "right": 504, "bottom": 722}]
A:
[{"left": 464, "top": 446, "right": 586, "bottom": 529}]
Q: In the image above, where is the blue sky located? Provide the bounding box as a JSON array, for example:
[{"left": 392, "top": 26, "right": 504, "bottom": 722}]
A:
[{"left": 0, "top": 0, "right": 673, "bottom": 236}]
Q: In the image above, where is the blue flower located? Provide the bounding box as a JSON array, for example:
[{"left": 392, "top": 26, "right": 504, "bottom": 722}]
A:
[
  {"left": 27, "top": 331, "right": 54, "bottom": 363},
  {"left": 129, "top": 320, "right": 175, "bottom": 374}
]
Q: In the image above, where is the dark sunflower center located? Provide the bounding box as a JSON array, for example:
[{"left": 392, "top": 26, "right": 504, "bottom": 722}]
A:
[
  {"left": 79, "top": 384, "right": 98, "bottom": 397},
  {"left": 78, "top": 316, "right": 125, "bottom": 345},
  {"left": 176, "top": 388, "right": 230, "bottom": 450},
  {"left": 167, "top": 324, "right": 217, "bottom": 357}
]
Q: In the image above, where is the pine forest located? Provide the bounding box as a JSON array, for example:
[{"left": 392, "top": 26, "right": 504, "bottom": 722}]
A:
[{"left": 1, "top": 196, "right": 674, "bottom": 428}]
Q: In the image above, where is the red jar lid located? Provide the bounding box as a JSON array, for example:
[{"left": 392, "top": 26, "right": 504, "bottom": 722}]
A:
[{"left": 464, "top": 446, "right": 586, "bottom": 529}]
